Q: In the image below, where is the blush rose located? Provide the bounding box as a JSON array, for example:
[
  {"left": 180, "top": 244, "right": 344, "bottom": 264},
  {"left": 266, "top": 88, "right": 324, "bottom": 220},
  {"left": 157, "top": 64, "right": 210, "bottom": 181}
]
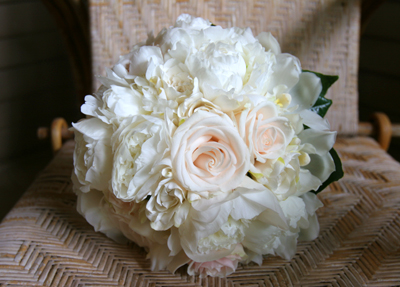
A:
[{"left": 171, "top": 110, "right": 250, "bottom": 196}]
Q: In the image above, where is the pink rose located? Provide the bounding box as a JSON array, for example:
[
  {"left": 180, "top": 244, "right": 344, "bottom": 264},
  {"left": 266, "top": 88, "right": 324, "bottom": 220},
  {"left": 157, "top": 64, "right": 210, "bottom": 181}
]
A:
[
  {"left": 237, "top": 101, "right": 294, "bottom": 163},
  {"left": 171, "top": 111, "right": 250, "bottom": 196},
  {"left": 187, "top": 252, "right": 242, "bottom": 278}
]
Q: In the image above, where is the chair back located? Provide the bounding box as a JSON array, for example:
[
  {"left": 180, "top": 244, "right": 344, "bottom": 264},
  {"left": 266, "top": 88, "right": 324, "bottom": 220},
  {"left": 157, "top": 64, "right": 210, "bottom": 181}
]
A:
[{"left": 89, "top": 0, "right": 360, "bottom": 135}]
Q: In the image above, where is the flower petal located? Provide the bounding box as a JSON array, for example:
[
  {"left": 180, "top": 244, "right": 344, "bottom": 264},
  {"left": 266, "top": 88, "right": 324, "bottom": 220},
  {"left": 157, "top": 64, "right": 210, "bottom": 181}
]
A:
[
  {"left": 256, "top": 32, "right": 281, "bottom": 54},
  {"left": 300, "top": 109, "right": 330, "bottom": 131},
  {"left": 298, "top": 129, "right": 336, "bottom": 155},
  {"left": 266, "top": 54, "right": 301, "bottom": 93},
  {"left": 304, "top": 152, "right": 335, "bottom": 183},
  {"left": 75, "top": 189, "right": 127, "bottom": 243},
  {"left": 289, "top": 72, "right": 322, "bottom": 111},
  {"left": 130, "top": 46, "right": 164, "bottom": 76}
]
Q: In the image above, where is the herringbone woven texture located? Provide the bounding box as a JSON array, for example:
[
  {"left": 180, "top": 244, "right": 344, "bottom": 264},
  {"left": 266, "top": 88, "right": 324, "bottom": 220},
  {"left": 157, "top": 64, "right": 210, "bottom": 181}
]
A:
[
  {"left": 0, "top": 137, "right": 399, "bottom": 286},
  {"left": 89, "top": 0, "right": 360, "bottom": 135}
]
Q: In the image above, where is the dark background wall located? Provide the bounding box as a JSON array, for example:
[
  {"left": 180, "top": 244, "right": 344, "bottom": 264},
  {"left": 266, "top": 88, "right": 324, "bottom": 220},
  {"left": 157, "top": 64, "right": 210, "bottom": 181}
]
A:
[
  {"left": 0, "top": 0, "right": 79, "bottom": 219},
  {"left": 0, "top": 0, "right": 399, "bottom": 220},
  {"left": 358, "top": 0, "right": 400, "bottom": 160}
]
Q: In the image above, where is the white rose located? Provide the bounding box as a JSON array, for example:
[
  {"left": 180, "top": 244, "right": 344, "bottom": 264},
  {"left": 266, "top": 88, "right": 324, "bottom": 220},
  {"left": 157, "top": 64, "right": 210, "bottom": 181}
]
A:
[
  {"left": 171, "top": 110, "right": 250, "bottom": 196},
  {"left": 146, "top": 177, "right": 190, "bottom": 231}
]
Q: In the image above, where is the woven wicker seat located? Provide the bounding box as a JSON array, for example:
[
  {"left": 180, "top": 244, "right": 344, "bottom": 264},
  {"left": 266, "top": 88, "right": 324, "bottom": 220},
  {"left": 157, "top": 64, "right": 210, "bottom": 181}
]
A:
[{"left": 1, "top": 0, "right": 400, "bottom": 286}]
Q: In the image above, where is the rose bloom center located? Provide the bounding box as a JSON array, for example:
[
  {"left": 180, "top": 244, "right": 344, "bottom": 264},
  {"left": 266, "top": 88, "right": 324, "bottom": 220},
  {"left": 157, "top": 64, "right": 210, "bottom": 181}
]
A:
[
  {"left": 258, "top": 127, "right": 278, "bottom": 152},
  {"left": 191, "top": 136, "right": 233, "bottom": 176}
]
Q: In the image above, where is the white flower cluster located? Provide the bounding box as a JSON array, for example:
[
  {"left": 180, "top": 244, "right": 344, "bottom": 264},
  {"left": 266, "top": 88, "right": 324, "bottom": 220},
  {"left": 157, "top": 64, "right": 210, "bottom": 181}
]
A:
[{"left": 72, "top": 14, "right": 337, "bottom": 277}]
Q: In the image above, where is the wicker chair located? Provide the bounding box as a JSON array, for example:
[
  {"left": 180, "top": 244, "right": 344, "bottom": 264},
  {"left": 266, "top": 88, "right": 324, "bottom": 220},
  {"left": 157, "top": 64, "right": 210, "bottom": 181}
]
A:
[{"left": 1, "top": 1, "right": 400, "bottom": 286}]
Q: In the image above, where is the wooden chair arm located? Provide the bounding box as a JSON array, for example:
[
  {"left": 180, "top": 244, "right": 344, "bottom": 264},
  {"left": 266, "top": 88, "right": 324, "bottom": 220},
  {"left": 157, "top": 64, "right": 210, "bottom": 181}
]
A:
[
  {"left": 39, "top": 113, "right": 398, "bottom": 154},
  {"left": 37, "top": 118, "right": 74, "bottom": 154},
  {"left": 358, "top": 112, "right": 400, "bottom": 151}
]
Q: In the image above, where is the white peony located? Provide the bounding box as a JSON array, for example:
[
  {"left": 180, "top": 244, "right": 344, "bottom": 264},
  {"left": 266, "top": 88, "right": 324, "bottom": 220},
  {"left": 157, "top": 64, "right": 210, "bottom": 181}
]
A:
[
  {"left": 72, "top": 118, "right": 113, "bottom": 193},
  {"left": 110, "top": 115, "right": 168, "bottom": 201},
  {"left": 178, "top": 177, "right": 288, "bottom": 262}
]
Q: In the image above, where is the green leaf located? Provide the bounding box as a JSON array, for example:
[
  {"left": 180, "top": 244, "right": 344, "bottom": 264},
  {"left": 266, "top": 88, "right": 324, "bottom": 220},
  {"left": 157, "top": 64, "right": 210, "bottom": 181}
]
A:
[
  {"left": 300, "top": 71, "right": 342, "bottom": 193},
  {"left": 312, "top": 96, "right": 332, "bottom": 118},
  {"left": 303, "top": 70, "right": 338, "bottom": 118},
  {"left": 312, "top": 148, "right": 344, "bottom": 194}
]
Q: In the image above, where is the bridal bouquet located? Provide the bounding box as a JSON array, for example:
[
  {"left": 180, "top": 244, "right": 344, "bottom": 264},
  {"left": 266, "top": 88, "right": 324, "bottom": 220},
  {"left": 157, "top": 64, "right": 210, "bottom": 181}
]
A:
[{"left": 72, "top": 14, "right": 343, "bottom": 277}]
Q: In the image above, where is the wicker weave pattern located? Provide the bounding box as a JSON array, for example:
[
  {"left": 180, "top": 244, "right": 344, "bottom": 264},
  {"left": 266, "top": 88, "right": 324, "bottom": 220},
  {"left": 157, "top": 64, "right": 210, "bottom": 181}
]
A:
[
  {"left": 0, "top": 137, "right": 399, "bottom": 286},
  {"left": 89, "top": 0, "right": 360, "bottom": 135}
]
